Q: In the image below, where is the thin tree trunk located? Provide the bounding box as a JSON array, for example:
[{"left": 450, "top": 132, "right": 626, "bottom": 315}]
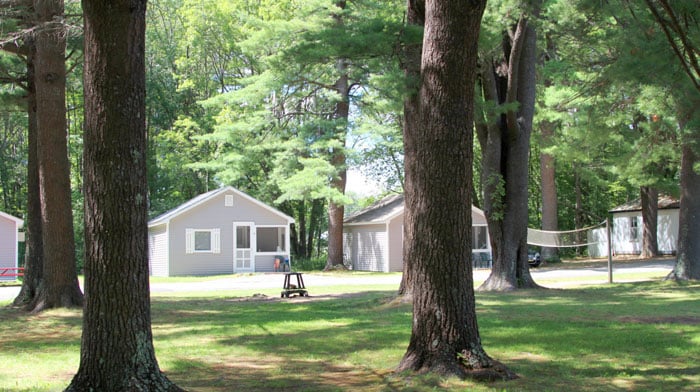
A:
[
  {"left": 29, "top": 0, "right": 83, "bottom": 312},
  {"left": 66, "top": 0, "right": 182, "bottom": 389},
  {"left": 397, "top": 0, "right": 515, "bottom": 380},
  {"left": 574, "top": 168, "right": 584, "bottom": 256},
  {"left": 308, "top": 198, "right": 324, "bottom": 259},
  {"left": 640, "top": 186, "right": 659, "bottom": 258},
  {"left": 325, "top": 1, "right": 349, "bottom": 270},
  {"left": 539, "top": 120, "right": 559, "bottom": 263}
]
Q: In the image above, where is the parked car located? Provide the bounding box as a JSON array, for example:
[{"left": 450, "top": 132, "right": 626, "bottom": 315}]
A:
[{"left": 528, "top": 249, "right": 541, "bottom": 267}]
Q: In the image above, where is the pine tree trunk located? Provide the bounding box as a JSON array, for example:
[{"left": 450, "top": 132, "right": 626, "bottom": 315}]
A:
[
  {"left": 397, "top": 0, "right": 514, "bottom": 380},
  {"left": 668, "top": 138, "right": 700, "bottom": 280},
  {"left": 30, "top": 0, "right": 83, "bottom": 312},
  {"left": 539, "top": 121, "right": 559, "bottom": 263},
  {"left": 14, "top": 38, "right": 44, "bottom": 307},
  {"left": 66, "top": 1, "right": 182, "bottom": 390},
  {"left": 640, "top": 186, "right": 659, "bottom": 258},
  {"left": 397, "top": 0, "right": 424, "bottom": 298}
]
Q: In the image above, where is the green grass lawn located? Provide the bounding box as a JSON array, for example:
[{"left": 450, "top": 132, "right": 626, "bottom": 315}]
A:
[{"left": 1, "top": 278, "right": 698, "bottom": 391}]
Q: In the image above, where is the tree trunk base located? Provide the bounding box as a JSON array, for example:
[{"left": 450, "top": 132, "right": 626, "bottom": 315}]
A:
[
  {"left": 397, "top": 346, "right": 518, "bottom": 381},
  {"left": 477, "top": 275, "right": 543, "bottom": 292},
  {"left": 66, "top": 373, "right": 185, "bottom": 392},
  {"left": 26, "top": 285, "right": 83, "bottom": 313}
]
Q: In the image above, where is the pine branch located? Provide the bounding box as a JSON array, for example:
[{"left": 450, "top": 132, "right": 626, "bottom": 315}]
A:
[{"left": 644, "top": 0, "right": 700, "bottom": 92}]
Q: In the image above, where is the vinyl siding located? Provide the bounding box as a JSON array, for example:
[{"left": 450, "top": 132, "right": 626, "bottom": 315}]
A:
[
  {"left": 149, "top": 225, "right": 169, "bottom": 277},
  {"left": 387, "top": 215, "right": 403, "bottom": 272},
  {"left": 160, "top": 190, "right": 290, "bottom": 276},
  {"left": 0, "top": 216, "right": 18, "bottom": 281},
  {"left": 349, "top": 226, "right": 387, "bottom": 272}
]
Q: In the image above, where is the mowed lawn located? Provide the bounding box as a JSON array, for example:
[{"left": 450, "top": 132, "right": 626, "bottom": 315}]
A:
[{"left": 1, "top": 275, "right": 699, "bottom": 391}]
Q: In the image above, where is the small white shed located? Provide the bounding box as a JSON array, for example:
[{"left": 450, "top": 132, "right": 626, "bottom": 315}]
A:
[
  {"left": 343, "top": 194, "right": 491, "bottom": 272},
  {"left": 609, "top": 195, "right": 680, "bottom": 255},
  {"left": 148, "top": 186, "right": 294, "bottom": 276},
  {"left": 0, "top": 211, "right": 24, "bottom": 281}
]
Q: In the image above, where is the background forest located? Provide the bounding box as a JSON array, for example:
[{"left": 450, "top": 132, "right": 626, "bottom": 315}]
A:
[{"left": 0, "top": 0, "right": 692, "bottom": 268}]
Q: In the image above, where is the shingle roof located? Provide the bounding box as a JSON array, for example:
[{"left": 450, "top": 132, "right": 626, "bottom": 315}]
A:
[
  {"left": 609, "top": 194, "right": 680, "bottom": 213},
  {"left": 344, "top": 194, "right": 405, "bottom": 224}
]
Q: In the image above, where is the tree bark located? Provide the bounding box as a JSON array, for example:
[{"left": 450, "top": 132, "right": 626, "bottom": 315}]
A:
[
  {"left": 325, "top": 75, "right": 348, "bottom": 269},
  {"left": 397, "top": 0, "right": 424, "bottom": 298},
  {"left": 668, "top": 120, "right": 700, "bottom": 280},
  {"left": 640, "top": 186, "right": 659, "bottom": 258},
  {"left": 477, "top": 8, "right": 540, "bottom": 291},
  {"left": 28, "top": 0, "right": 83, "bottom": 312},
  {"left": 539, "top": 121, "right": 559, "bottom": 263},
  {"left": 396, "top": 0, "right": 515, "bottom": 380},
  {"left": 66, "top": 1, "right": 183, "bottom": 390},
  {"left": 13, "top": 37, "right": 44, "bottom": 307},
  {"left": 325, "top": 0, "right": 349, "bottom": 270}
]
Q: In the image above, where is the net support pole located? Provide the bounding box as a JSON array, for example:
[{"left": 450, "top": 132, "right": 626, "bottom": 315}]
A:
[{"left": 606, "top": 217, "right": 613, "bottom": 284}]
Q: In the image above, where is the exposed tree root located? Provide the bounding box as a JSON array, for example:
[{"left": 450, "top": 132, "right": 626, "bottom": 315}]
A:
[{"left": 397, "top": 347, "right": 518, "bottom": 382}]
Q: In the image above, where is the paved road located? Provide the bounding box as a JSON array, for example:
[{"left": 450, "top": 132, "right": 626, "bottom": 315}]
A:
[{"left": 0, "top": 259, "right": 675, "bottom": 302}]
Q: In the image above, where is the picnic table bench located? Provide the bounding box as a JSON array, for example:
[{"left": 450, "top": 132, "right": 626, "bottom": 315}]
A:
[{"left": 0, "top": 267, "right": 24, "bottom": 278}]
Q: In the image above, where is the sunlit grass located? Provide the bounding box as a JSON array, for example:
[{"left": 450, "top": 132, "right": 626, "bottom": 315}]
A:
[{"left": 1, "top": 279, "right": 698, "bottom": 391}]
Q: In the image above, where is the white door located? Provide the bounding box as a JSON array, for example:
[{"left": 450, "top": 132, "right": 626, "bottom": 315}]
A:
[{"left": 233, "top": 222, "right": 255, "bottom": 272}]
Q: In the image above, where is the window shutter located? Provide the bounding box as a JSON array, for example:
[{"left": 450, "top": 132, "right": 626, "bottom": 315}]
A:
[
  {"left": 186, "top": 229, "right": 194, "bottom": 254},
  {"left": 212, "top": 228, "right": 221, "bottom": 254}
]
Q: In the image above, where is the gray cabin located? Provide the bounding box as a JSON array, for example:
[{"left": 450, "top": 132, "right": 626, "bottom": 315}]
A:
[
  {"left": 0, "top": 211, "right": 23, "bottom": 281},
  {"left": 148, "top": 186, "right": 294, "bottom": 276},
  {"left": 343, "top": 194, "right": 491, "bottom": 272}
]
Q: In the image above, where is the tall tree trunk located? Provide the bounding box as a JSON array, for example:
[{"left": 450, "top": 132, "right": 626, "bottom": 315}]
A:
[
  {"left": 539, "top": 120, "right": 559, "bottom": 263},
  {"left": 66, "top": 1, "right": 183, "bottom": 390},
  {"left": 14, "top": 38, "right": 44, "bottom": 307},
  {"left": 325, "top": 0, "right": 349, "bottom": 269},
  {"left": 296, "top": 200, "right": 307, "bottom": 257},
  {"left": 396, "top": 0, "right": 514, "bottom": 380},
  {"left": 397, "top": 0, "right": 424, "bottom": 298},
  {"left": 668, "top": 114, "right": 700, "bottom": 280},
  {"left": 477, "top": 7, "right": 540, "bottom": 291},
  {"left": 29, "top": 0, "right": 83, "bottom": 312},
  {"left": 308, "top": 198, "right": 324, "bottom": 259},
  {"left": 640, "top": 186, "right": 659, "bottom": 258}
]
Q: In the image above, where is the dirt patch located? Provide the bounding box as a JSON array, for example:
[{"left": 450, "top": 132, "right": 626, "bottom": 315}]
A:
[{"left": 619, "top": 316, "right": 700, "bottom": 325}]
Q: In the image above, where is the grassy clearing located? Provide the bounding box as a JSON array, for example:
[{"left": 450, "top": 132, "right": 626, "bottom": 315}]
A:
[{"left": 1, "top": 279, "right": 698, "bottom": 391}]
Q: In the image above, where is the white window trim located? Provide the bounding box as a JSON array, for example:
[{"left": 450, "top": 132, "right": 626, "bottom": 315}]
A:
[{"left": 186, "top": 228, "right": 221, "bottom": 254}]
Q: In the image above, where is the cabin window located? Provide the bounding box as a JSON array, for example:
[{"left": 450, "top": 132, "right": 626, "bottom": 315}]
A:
[
  {"left": 256, "top": 226, "right": 287, "bottom": 253},
  {"left": 186, "top": 228, "right": 221, "bottom": 253},
  {"left": 472, "top": 226, "right": 489, "bottom": 250},
  {"left": 629, "top": 217, "right": 640, "bottom": 242}
]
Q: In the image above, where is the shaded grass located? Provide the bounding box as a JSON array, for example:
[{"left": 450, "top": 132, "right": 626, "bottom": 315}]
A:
[{"left": 1, "top": 280, "right": 698, "bottom": 391}]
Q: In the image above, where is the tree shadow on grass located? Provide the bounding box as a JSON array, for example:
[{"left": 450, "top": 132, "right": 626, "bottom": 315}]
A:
[{"left": 166, "top": 356, "right": 411, "bottom": 392}]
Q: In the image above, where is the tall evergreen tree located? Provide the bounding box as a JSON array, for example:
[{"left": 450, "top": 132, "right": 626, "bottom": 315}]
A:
[{"left": 30, "top": 0, "right": 83, "bottom": 312}]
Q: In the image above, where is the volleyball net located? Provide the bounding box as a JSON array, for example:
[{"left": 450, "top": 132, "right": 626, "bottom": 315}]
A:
[{"left": 527, "top": 220, "right": 610, "bottom": 256}]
